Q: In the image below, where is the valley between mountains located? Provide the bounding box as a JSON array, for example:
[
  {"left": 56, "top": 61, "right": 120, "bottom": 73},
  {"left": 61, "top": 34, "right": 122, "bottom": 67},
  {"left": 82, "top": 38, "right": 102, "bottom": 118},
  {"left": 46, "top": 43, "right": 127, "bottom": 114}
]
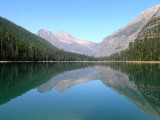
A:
[{"left": 0, "top": 4, "right": 160, "bottom": 61}]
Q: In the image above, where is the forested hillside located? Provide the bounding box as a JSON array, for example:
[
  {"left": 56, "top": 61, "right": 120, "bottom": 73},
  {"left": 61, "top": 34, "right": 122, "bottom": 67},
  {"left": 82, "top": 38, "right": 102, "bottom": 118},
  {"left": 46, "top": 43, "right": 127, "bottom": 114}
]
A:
[
  {"left": 0, "top": 17, "right": 96, "bottom": 61},
  {"left": 103, "top": 17, "right": 160, "bottom": 61}
]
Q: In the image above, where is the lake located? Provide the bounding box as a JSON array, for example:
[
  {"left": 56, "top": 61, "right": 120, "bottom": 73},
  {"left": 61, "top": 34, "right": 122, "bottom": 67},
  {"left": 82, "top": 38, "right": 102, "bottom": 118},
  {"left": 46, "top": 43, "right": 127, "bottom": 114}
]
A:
[{"left": 0, "top": 62, "right": 160, "bottom": 120}]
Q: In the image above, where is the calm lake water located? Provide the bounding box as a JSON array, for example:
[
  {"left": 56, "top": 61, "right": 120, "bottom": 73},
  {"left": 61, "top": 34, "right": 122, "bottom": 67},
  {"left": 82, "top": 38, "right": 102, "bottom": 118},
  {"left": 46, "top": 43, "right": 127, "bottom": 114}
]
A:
[{"left": 0, "top": 62, "right": 160, "bottom": 120}]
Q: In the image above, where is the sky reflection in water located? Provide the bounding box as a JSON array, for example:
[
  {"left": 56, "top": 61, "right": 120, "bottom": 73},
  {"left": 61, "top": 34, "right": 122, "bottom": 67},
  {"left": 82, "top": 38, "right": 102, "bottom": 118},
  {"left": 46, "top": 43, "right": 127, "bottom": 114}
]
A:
[{"left": 0, "top": 63, "right": 159, "bottom": 120}]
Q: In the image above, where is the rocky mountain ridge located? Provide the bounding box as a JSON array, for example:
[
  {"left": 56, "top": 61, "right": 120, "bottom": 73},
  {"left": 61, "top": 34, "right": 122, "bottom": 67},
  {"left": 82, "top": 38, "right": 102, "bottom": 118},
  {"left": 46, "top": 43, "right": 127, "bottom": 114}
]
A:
[
  {"left": 37, "top": 29, "right": 99, "bottom": 56},
  {"left": 138, "top": 16, "right": 160, "bottom": 40},
  {"left": 95, "top": 4, "right": 160, "bottom": 57}
]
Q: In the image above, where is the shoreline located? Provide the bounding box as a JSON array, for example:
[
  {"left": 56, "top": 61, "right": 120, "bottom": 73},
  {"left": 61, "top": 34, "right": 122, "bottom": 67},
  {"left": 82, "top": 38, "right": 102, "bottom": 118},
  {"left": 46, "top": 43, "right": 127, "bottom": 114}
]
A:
[{"left": 0, "top": 61, "right": 160, "bottom": 63}]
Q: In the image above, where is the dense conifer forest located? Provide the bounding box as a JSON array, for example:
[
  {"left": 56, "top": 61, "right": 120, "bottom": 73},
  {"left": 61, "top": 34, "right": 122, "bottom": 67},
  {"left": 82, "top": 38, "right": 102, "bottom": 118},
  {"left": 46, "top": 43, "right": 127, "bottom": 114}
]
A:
[
  {"left": 102, "top": 17, "right": 160, "bottom": 61},
  {"left": 0, "top": 16, "right": 160, "bottom": 61},
  {"left": 0, "top": 17, "right": 96, "bottom": 61},
  {"left": 102, "top": 37, "right": 160, "bottom": 61}
]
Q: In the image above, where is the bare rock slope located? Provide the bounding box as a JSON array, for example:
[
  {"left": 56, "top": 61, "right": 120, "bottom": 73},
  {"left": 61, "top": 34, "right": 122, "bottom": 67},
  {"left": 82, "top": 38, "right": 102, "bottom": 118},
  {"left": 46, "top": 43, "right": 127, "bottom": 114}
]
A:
[
  {"left": 37, "top": 29, "right": 99, "bottom": 56},
  {"left": 95, "top": 4, "right": 160, "bottom": 57}
]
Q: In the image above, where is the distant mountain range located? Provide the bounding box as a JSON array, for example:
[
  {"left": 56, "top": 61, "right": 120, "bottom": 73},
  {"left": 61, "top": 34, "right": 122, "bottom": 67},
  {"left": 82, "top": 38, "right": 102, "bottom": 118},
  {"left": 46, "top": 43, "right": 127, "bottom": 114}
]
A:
[
  {"left": 37, "top": 29, "right": 99, "bottom": 56},
  {"left": 0, "top": 4, "right": 160, "bottom": 61},
  {"left": 37, "top": 4, "right": 160, "bottom": 59},
  {"left": 95, "top": 4, "right": 160, "bottom": 57},
  {"left": 0, "top": 17, "right": 96, "bottom": 61}
]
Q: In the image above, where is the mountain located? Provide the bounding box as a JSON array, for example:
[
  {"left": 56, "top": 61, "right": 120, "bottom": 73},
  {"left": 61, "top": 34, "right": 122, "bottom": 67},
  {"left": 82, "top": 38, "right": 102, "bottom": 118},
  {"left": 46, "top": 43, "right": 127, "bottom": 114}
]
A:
[
  {"left": 137, "top": 16, "right": 160, "bottom": 41},
  {"left": 0, "top": 17, "right": 95, "bottom": 61},
  {"left": 37, "top": 29, "right": 99, "bottom": 56},
  {"left": 95, "top": 4, "right": 160, "bottom": 57},
  {"left": 103, "top": 15, "right": 160, "bottom": 61}
]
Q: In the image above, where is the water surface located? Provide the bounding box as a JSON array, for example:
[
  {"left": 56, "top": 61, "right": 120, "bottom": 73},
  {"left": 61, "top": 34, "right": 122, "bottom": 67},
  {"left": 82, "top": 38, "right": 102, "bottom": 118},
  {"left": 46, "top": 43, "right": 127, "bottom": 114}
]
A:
[{"left": 0, "top": 62, "right": 160, "bottom": 120}]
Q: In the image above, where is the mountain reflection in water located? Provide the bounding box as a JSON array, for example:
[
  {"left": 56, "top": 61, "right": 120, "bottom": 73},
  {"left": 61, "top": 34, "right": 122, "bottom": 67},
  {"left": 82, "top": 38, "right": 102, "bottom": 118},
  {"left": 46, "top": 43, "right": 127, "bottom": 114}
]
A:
[{"left": 0, "top": 62, "right": 160, "bottom": 120}]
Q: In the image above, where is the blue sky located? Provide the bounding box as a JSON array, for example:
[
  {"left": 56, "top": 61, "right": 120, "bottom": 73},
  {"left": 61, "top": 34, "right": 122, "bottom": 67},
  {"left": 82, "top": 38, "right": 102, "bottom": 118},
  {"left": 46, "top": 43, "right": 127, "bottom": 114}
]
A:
[{"left": 0, "top": 0, "right": 160, "bottom": 43}]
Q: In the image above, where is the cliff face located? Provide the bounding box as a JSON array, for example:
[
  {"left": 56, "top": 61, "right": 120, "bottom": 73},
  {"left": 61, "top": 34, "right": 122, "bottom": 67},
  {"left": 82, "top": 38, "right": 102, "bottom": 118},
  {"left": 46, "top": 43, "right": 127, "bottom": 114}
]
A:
[
  {"left": 95, "top": 5, "right": 160, "bottom": 57},
  {"left": 37, "top": 29, "right": 99, "bottom": 56},
  {"left": 37, "top": 29, "right": 60, "bottom": 44},
  {"left": 138, "top": 16, "right": 160, "bottom": 41}
]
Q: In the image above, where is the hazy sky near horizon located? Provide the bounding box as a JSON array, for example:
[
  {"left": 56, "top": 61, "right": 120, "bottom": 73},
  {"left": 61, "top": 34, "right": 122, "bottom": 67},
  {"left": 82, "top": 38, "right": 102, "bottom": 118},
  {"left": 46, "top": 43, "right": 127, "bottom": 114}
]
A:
[{"left": 0, "top": 0, "right": 160, "bottom": 43}]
